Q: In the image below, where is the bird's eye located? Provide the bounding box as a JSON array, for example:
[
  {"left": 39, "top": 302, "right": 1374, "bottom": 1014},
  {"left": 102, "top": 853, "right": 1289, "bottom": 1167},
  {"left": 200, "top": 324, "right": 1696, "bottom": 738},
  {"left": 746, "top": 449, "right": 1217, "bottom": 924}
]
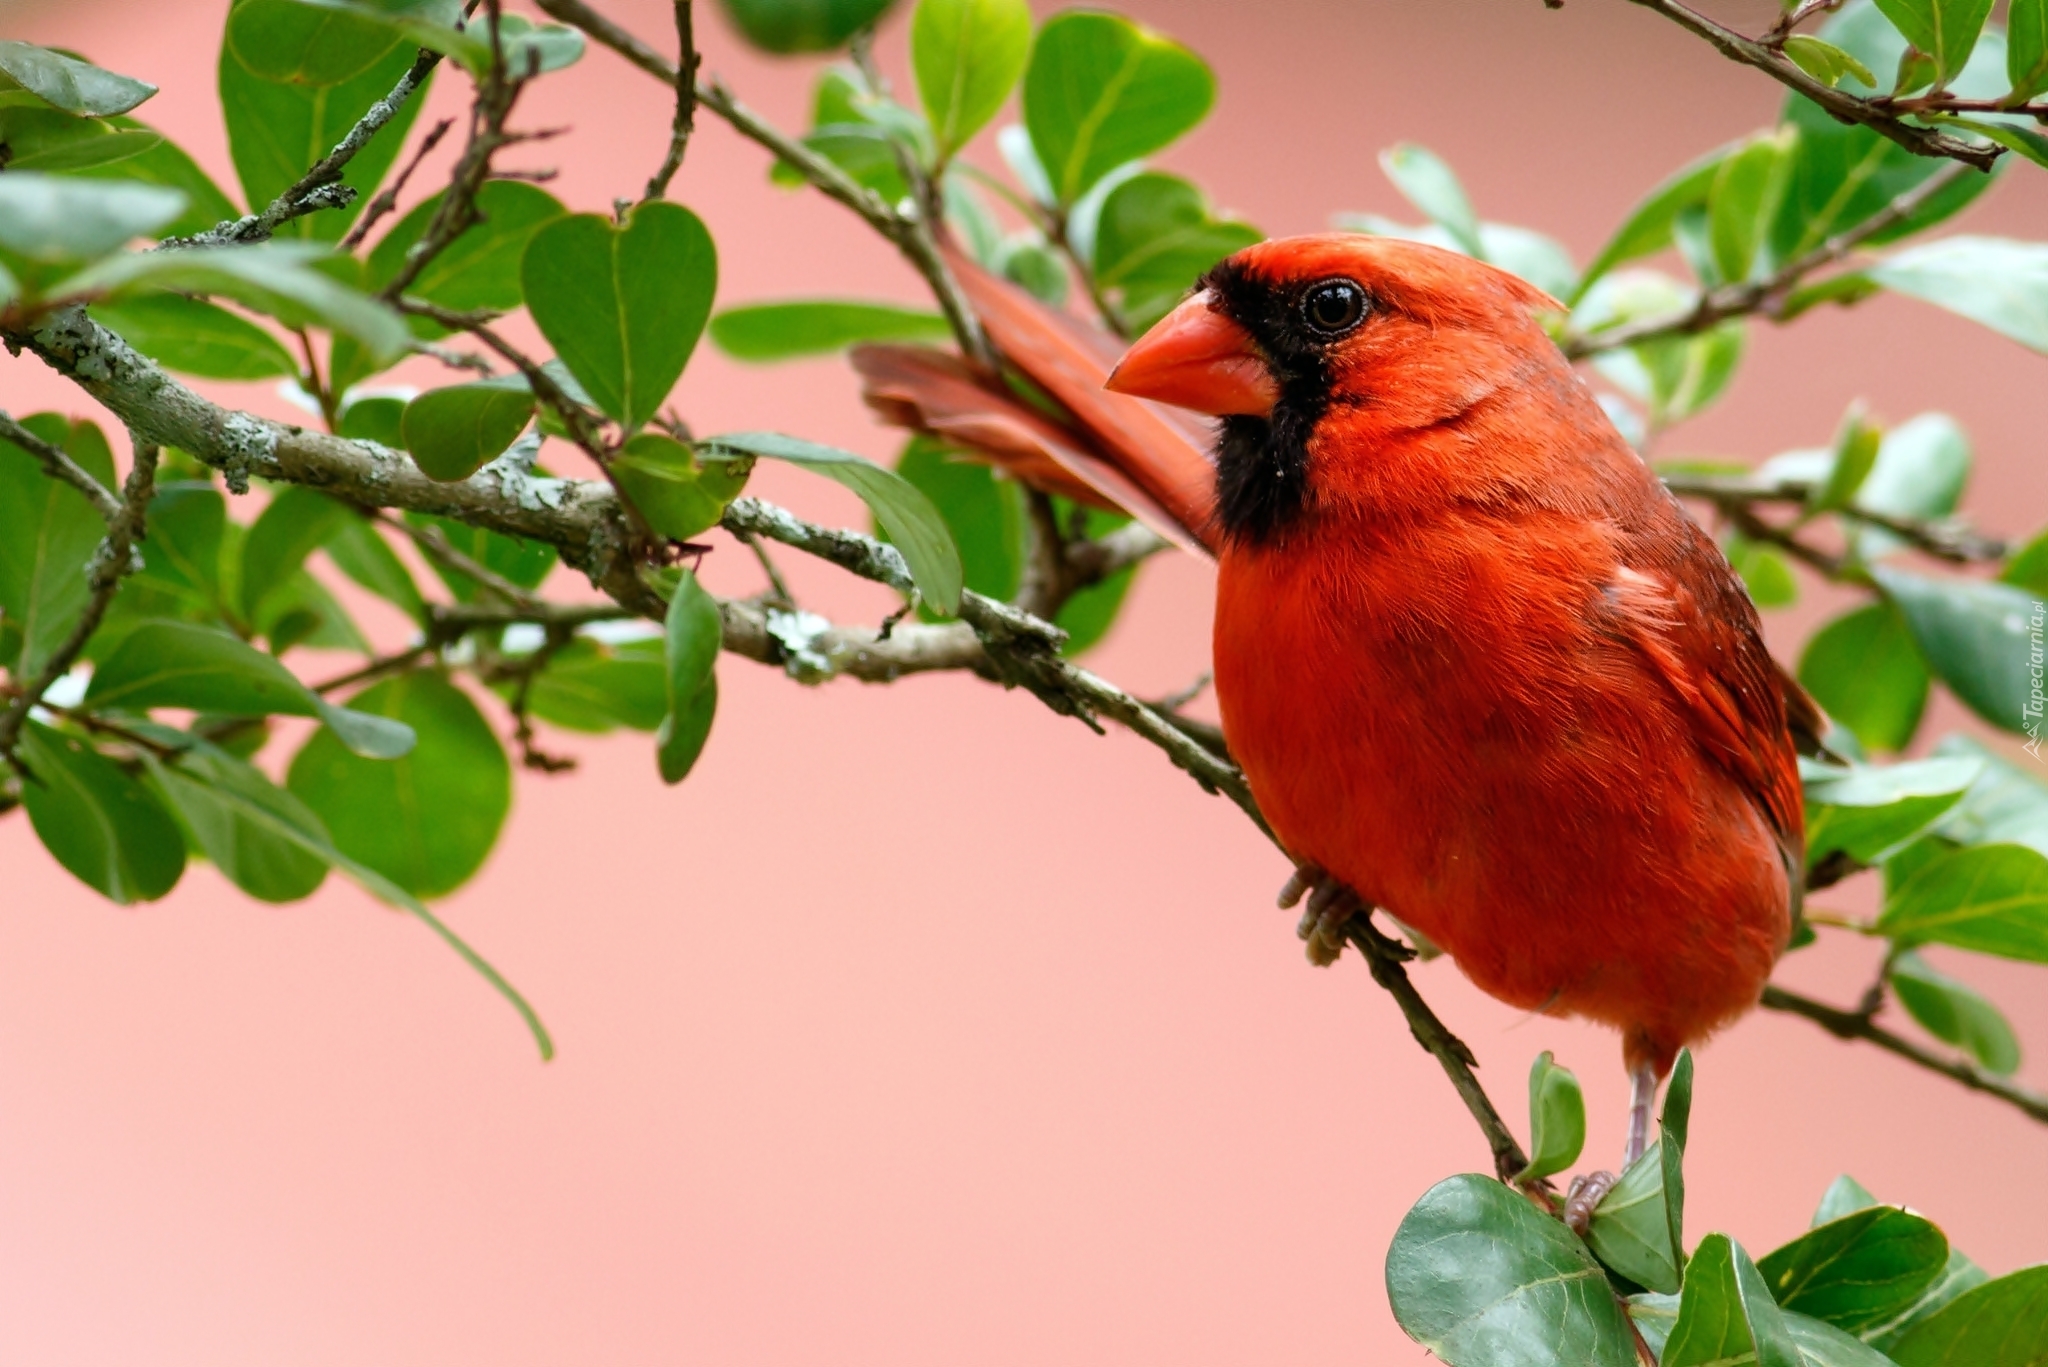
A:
[{"left": 1300, "top": 279, "right": 1366, "bottom": 337}]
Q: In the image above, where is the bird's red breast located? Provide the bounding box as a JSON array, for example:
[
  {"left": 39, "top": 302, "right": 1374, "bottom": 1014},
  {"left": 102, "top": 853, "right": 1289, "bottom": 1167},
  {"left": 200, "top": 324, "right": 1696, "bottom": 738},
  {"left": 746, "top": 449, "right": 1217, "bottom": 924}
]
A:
[{"left": 859, "top": 235, "right": 1814, "bottom": 1077}]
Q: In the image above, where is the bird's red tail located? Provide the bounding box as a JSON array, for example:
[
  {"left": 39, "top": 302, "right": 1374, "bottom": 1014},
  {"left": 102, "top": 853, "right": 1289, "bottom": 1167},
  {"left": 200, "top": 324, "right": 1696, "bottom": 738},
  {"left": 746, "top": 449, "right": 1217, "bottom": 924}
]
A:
[{"left": 849, "top": 245, "right": 1222, "bottom": 556}]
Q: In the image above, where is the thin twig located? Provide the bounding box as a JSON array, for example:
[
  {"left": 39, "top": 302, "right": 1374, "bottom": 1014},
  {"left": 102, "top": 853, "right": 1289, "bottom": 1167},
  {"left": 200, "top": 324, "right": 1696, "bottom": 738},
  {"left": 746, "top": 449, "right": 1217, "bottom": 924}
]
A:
[
  {"left": 163, "top": 47, "right": 444, "bottom": 249},
  {"left": 1761, "top": 984, "right": 2048, "bottom": 1125},
  {"left": 642, "top": 0, "right": 697, "bottom": 201},
  {"left": 1664, "top": 469, "right": 2006, "bottom": 564},
  {"left": 342, "top": 116, "right": 456, "bottom": 250},
  {"left": 1622, "top": 0, "right": 1999, "bottom": 170},
  {"left": 0, "top": 410, "right": 122, "bottom": 521},
  {"left": 0, "top": 439, "right": 161, "bottom": 766},
  {"left": 530, "top": 0, "right": 996, "bottom": 369},
  {"left": 371, "top": 508, "right": 540, "bottom": 607},
  {"left": 1565, "top": 160, "right": 1979, "bottom": 359}
]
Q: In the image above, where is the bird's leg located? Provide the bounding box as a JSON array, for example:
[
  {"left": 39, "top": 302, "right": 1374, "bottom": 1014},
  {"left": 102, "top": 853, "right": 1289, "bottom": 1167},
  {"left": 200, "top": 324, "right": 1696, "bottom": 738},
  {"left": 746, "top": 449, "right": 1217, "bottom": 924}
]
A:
[
  {"left": 1624, "top": 1060, "right": 1660, "bottom": 1169},
  {"left": 1277, "top": 864, "right": 1358, "bottom": 966},
  {"left": 1563, "top": 1171, "right": 1617, "bottom": 1237}
]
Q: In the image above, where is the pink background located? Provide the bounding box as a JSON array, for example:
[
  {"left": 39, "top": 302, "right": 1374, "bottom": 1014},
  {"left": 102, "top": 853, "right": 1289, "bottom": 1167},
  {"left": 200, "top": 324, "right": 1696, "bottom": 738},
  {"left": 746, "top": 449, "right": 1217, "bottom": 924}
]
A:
[{"left": 4, "top": 1, "right": 2047, "bottom": 1361}]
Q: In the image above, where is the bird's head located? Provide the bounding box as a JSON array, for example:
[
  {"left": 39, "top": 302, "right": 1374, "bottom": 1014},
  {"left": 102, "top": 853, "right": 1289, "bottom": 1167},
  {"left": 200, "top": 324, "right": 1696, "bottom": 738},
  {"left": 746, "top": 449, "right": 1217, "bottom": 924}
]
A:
[{"left": 1105, "top": 234, "right": 1574, "bottom": 547}]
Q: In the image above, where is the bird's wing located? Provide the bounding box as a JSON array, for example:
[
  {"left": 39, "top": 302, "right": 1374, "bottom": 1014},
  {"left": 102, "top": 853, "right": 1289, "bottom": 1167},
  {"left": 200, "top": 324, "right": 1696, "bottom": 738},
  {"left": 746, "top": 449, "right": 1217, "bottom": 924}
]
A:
[
  {"left": 851, "top": 245, "right": 1222, "bottom": 555},
  {"left": 1602, "top": 545, "right": 1807, "bottom": 897}
]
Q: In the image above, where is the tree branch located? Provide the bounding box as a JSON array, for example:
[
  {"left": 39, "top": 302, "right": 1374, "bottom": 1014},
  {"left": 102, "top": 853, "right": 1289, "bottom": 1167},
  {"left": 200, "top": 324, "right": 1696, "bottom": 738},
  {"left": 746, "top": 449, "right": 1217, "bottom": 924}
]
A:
[
  {"left": 1761, "top": 984, "right": 2048, "bottom": 1125},
  {"left": 1663, "top": 469, "right": 2006, "bottom": 565},
  {"left": 0, "top": 409, "right": 123, "bottom": 521},
  {"left": 1564, "top": 159, "right": 1979, "bottom": 359},
  {"left": 1620, "top": 0, "right": 2000, "bottom": 170},
  {"left": 0, "top": 437, "right": 161, "bottom": 766},
  {"left": 641, "top": 0, "right": 697, "bottom": 202},
  {"left": 162, "top": 47, "right": 444, "bottom": 249}
]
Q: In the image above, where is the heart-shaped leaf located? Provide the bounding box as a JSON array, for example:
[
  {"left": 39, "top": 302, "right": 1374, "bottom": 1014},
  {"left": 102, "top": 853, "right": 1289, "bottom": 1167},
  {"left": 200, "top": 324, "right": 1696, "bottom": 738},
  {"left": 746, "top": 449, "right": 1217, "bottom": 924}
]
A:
[
  {"left": 610, "top": 432, "right": 753, "bottom": 542},
  {"left": 402, "top": 376, "right": 536, "bottom": 482},
  {"left": 521, "top": 200, "right": 716, "bottom": 432},
  {"left": 1021, "top": 11, "right": 1213, "bottom": 206}
]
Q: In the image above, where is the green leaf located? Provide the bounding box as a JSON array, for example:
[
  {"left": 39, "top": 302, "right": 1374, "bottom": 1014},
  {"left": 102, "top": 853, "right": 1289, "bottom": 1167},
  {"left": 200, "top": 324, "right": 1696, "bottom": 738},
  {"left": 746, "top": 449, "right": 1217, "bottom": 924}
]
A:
[
  {"left": 1853, "top": 413, "right": 1971, "bottom": 561},
  {"left": 1726, "top": 533, "right": 1799, "bottom": 609},
  {"left": 1663, "top": 1048, "right": 1694, "bottom": 1152},
  {"left": 1889, "top": 1265, "right": 2048, "bottom": 1366},
  {"left": 1880, "top": 841, "right": 2048, "bottom": 963},
  {"left": 1889, "top": 949, "right": 2023, "bottom": 1074},
  {"left": 0, "top": 106, "right": 161, "bottom": 173},
  {"left": 1379, "top": 143, "right": 1482, "bottom": 257},
  {"left": 0, "top": 413, "right": 116, "bottom": 677},
  {"left": 325, "top": 518, "right": 427, "bottom": 623},
  {"left": 1091, "top": 171, "right": 1261, "bottom": 332},
  {"left": 996, "top": 234, "right": 1067, "bottom": 304},
  {"left": 17, "top": 720, "right": 185, "bottom": 904},
  {"left": 517, "top": 636, "right": 667, "bottom": 733},
  {"left": 72, "top": 120, "right": 242, "bottom": 239},
  {"left": 1385, "top": 1173, "right": 1638, "bottom": 1366},
  {"left": 1575, "top": 143, "right": 1731, "bottom": 301},
  {"left": 912, "top": 0, "right": 1031, "bottom": 159},
  {"left": 121, "top": 482, "right": 232, "bottom": 628},
  {"left": 1871, "top": 0, "right": 1996, "bottom": 86},
  {"left": 55, "top": 241, "right": 410, "bottom": 364},
  {"left": 893, "top": 436, "right": 1023, "bottom": 613},
  {"left": 1587, "top": 1137, "right": 1684, "bottom": 1294},
  {"left": 1665, "top": 1234, "right": 1803, "bottom": 1367},
  {"left": 1798, "top": 603, "right": 1932, "bottom": 753},
  {"left": 659, "top": 569, "right": 722, "bottom": 784},
  {"left": 610, "top": 432, "right": 754, "bottom": 542},
  {"left": 241, "top": 486, "right": 353, "bottom": 622},
  {"left": 144, "top": 743, "right": 329, "bottom": 903},
  {"left": 1021, "top": 11, "right": 1214, "bottom": 206},
  {"left": 1872, "top": 565, "right": 2040, "bottom": 735},
  {"left": 85, "top": 621, "right": 413, "bottom": 759},
  {"left": 1812, "top": 403, "right": 1883, "bottom": 514},
  {"left": 1871, "top": 237, "right": 2048, "bottom": 356},
  {"left": 401, "top": 376, "right": 535, "bottom": 483},
  {"left": 2013, "top": 0, "right": 2048, "bottom": 101},
  {"left": 1759, "top": 1205, "right": 1952, "bottom": 1336},
  {"left": 138, "top": 726, "right": 549, "bottom": 1057},
  {"left": 1785, "top": 34, "right": 1881, "bottom": 87},
  {"left": 89, "top": 294, "right": 298, "bottom": 380},
  {"left": 219, "top": 27, "right": 431, "bottom": 241},
  {"left": 366, "top": 180, "right": 567, "bottom": 315},
  {"left": 286, "top": 671, "right": 509, "bottom": 897},
  {"left": 1772, "top": 6, "right": 2005, "bottom": 263},
  {"left": 703, "top": 432, "right": 964, "bottom": 614},
  {"left": 2001, "top": 529, "right": 2048, "bottom": 596},
  {"left": 403, "top": 512, "right": 555, "bottom": 601},
  {"left": 1053, "top": 505, "right": 1137, "bottom": 656},
  {"left": 521, "top": 200, "right": 716, "bottom": 432},
  {"left": 1803, "top": 756, "right": 1982, "bottom": 864},
  {"left": 0, "top": 41, "right": 155, "bottom": 116},
  {"left": 1515, "top": 1050, "right": 1586, "bottom": 1183},
  {"left": 224, "top": 0, "right": 433, "bottom": 85},
  {"left": 1928, "top": 734, "right": 2048, "bottom": 858},
  {"left": 0, "top": 171, "right": 185, "bottom": 266},
  {"left": 1928, "top": 113, "right": 2048, "bottom": 170},
  {"left": 709, "top": 299, "right": 952, "bottom": 361},
  {"left": 717, "top": 0, "right": 897, "bottom": 54}
]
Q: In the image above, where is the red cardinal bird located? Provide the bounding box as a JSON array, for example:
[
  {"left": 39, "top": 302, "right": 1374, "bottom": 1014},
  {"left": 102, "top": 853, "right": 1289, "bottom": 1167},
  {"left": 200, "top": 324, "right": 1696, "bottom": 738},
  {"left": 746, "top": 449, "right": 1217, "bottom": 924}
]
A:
[{"left": 855, "top": 235, "right": 1819, "bottom": 1176}]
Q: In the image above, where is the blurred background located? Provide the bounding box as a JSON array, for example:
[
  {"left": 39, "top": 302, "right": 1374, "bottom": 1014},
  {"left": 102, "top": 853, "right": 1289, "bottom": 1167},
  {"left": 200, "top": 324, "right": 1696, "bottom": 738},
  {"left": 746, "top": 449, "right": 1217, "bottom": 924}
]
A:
[{"left": 1, "top": 0, "right": 2045, "bottom": 1362}]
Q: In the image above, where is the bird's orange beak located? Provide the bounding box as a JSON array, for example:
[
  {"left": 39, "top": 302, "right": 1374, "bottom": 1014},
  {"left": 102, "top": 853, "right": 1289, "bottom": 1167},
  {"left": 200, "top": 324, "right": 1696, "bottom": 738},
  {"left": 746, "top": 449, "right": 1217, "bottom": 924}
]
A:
[{"left": 1105, "top": 291, "right": 1277, "bottom": 417}]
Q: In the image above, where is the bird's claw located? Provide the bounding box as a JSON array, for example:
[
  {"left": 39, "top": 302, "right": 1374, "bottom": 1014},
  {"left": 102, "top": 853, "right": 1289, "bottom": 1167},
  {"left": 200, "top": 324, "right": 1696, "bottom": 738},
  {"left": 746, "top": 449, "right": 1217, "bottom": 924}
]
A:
[
  {"left": 1564, "top": 1170, "right": 1618, "bottom": 1237},
  {"left": 1278, "top": 864, "right": 1359, "bottom": 966}
]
